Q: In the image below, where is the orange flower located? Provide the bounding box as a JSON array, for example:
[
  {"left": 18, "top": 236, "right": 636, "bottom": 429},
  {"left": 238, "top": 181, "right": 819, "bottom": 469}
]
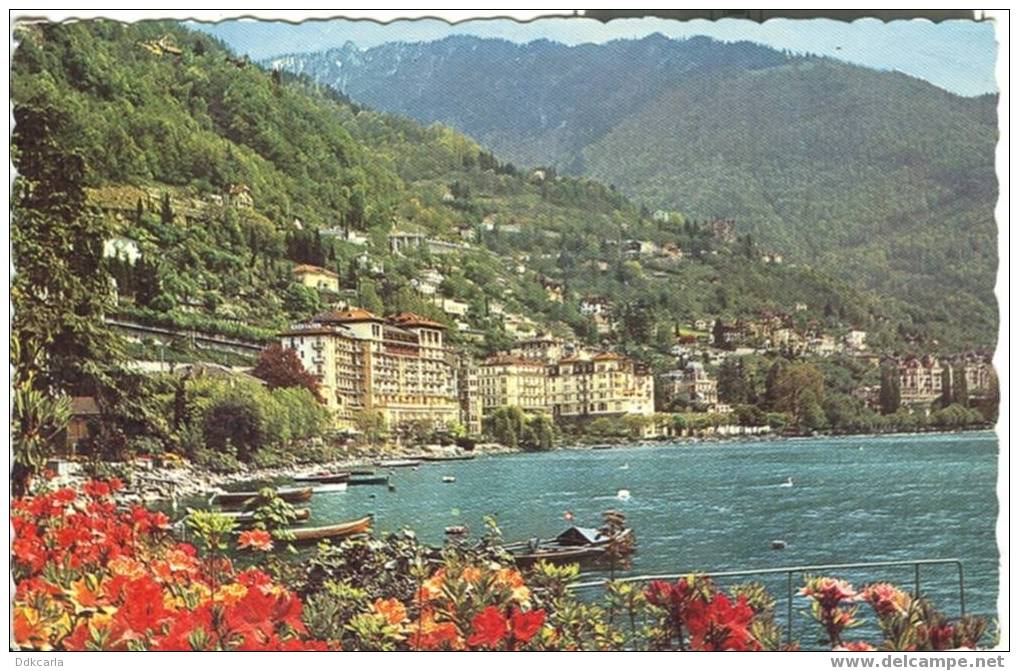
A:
[
  {"left": 214, "top": 583, "right": 249, "bottom": 607},
  {"left": 108, "top": 556, "right": 146, "bottom": 580},
  {"left": 237, "top": 529, "right": 273, "bottom": 552},
  {"left": 419, "top": 569, "right": 446, "bottom": 601},
  {"left": 373, "top": 598, "right": 407, "bottom": 625},
  {"left": 69, "top": 577, "right": 104, "bottom": 611}
]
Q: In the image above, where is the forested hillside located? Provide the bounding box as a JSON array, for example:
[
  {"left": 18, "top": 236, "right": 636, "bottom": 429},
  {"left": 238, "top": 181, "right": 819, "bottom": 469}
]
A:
[
  {"left": 267, "top": 34, "right": 998, "bottom": 348},
  {"left": 11, "top": 20, "right": 975, "bottom": 373}
]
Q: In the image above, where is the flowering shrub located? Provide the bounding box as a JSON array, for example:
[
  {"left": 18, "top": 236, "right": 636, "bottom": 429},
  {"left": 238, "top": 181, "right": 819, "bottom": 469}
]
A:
[
  {"left": 408, "top": 556, "right": 547, "bottom": 650},
  {"left": 805, "top": 577, "right": 990, "bottom": 651},
  {"left": 11, "top": 481, "right": 332, "bottom": 651},
  {"left": 11, "top": 482, "right": 990, "bottom": 652},
  {"left": 643, "top": 576, "right": 765, "bottom": 651}
]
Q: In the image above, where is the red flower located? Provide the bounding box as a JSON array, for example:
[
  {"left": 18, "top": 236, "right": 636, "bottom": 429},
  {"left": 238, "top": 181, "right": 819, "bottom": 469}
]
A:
[
  {"left": 113, "top": 576, "right": 171, "bottom": 635},
  {"left": 467, "top": 606, "right": 509, "bottom": 648},
  {"left": 237, "top": 530, "right": 273, "bottom": 552},
  {"left": 510, "top": 607, "right": 545, "bottom": 643},
  {"left": 686, "top": 593, "right": 760, "bottom": 651}
]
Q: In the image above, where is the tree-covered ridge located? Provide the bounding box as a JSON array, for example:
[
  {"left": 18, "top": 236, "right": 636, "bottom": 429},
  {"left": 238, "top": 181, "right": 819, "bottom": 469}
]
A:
[
  {"left": 267, "top": 34, "right": 998, "bottom": 350},
  {"left": 10, "top": 19, "right": 977, "bottom": 365}
]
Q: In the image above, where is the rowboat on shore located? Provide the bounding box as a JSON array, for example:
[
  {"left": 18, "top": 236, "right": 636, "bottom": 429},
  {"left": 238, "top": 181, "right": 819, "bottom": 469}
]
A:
[
  {"left": 210, "top": 486, "right": 313, "bottom": 508},
  {"left": 285, "top": 515, "right": 373, "bottom": 545},
  {"left": 375, "top": 458, "right": 421, "bottom": 468},
  {"left": 348, "top": 474, "right": 390, "bottom": 486},
  {"left": 294, "top": 471, "right": 350, "bottom": 484},
  {"left": 421, "top": 453, "right": 476, "bottom": 462},
  {"left": 223, "top": 507, "right": 311, "bottom": 527}
]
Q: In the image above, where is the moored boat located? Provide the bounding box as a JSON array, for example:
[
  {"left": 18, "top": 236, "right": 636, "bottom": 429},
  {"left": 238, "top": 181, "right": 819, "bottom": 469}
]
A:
[
  {"left": 421, "top": 453, "right": 476, "bottom": 462},
  {"left": 211, "top": 486, "right": 313, "bottom": 508},
  {"left": 285, "top": 515, "right": 373, "bottom": 545},
  {"left": 505, "top": 526, "right": 633, "bottom": 567},
  {"left": 294, "top": 471, "right": 350, "bottom": 484},
  {"left": 348, "top": 474, "right": 390, "bottom": 486},
  {"left": 511, "top": 544, "right": 607, "bottom": 568}
]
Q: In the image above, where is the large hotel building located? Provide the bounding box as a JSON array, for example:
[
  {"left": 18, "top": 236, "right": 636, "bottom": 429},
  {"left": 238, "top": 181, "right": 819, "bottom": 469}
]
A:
[
  {"left": 478, "top": 340, "right": 655, "bottom": 420},
  {"left": 281, "top": 315, "right": 655, "bottom": 432},
  {"left": 279, "top": 308, "right": 459, "bottom": 430}
]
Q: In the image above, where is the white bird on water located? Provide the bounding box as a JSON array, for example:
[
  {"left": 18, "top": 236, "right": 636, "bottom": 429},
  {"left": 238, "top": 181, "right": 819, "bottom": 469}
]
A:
[
  {"left": 779, "top": 477, "right": 794, "bottom": 488},
  {"left": 616, "top": 489, "right": 632, "bottom": 501}
]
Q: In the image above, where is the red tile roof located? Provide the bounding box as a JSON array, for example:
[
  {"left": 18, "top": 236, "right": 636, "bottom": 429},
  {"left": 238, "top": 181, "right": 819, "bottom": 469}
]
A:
[
  {"left": 389, "top": 312, "right": 447, "bottom": 329},
  {"left": 292, "top": 264, "right": 339, "bottom": 278},
  {"left": 315, "top": 308, "right": 382, "bottom": 323}
]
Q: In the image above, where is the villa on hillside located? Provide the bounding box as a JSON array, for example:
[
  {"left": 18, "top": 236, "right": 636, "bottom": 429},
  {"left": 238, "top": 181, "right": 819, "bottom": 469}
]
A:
[{"left": 292, "top": 264, "right": 341, "bottom": 293}]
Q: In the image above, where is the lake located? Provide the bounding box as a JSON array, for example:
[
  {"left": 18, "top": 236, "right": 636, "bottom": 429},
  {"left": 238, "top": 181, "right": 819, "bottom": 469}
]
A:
[{"left": 223, "top": 431, "right": 1001, "bottom": 638}]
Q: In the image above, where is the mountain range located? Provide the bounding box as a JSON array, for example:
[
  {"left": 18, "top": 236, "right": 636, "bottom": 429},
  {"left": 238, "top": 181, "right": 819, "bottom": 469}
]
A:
[{"left": 266, "top": 34, "right": 999, "bottom": 346}]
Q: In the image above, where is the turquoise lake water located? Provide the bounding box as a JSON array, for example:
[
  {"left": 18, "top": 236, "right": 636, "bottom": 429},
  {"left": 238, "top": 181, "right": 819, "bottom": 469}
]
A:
[{"left": 220, "top": 431, "right": 1001, "bottom": 638}]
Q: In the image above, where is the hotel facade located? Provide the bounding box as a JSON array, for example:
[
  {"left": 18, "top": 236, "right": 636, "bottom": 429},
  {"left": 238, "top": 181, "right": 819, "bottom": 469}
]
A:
[{"left": 280, "top": 309, "right": 459, "bottom": 430}]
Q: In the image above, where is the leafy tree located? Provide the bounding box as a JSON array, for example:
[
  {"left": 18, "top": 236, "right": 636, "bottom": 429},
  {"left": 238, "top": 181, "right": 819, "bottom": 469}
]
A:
[
  {"left": 353, "top": 409, "right": 387, "bottom": 449},
  {"left": 879, "top": 365, "right": 901, "bottom": 415},
  {"left": 203, "top": 391, "right": 265, "bottom": 461},
  {"left": 12, "top": 103, "right": 124, "bottom": 397},
  {"left": 952, "top": 367, "right": 969, "bottom": 408},
  {"left": 767, "top": 362, "right": 825, "bottom": 428},
  {"left": 252, "top": 343, "right": 324, "bottom": 402}
]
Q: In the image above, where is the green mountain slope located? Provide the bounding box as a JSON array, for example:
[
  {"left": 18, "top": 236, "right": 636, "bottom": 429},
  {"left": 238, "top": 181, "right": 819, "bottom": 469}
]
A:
[
  {"left": 11, "top": 20, "right": 975, "bottom": 369},
  {"left": 266, "top": 35, "right": 998, "bottom": 348}
]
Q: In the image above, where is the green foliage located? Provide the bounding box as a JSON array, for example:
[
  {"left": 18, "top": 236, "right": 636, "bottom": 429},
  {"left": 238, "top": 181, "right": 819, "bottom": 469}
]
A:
[
  {"left": 185, "top": 508, "right": 238, "bottom": 553},
  {"left": 484, "top": 406, "right": 556, "bottom": 451}
]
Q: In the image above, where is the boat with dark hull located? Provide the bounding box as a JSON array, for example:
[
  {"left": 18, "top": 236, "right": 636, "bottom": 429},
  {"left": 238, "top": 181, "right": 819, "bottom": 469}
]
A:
[
  {"left": 294, "top": 472, "right": 351, "bottom": 484},
  {"left": 348, "top": 474, "right": 390, "bottom": 486},
  {"left": 210, "top": 486, "right": 313, "bottom": 508},
  {"left": 505, "top": 526, "right": 633, "bottom": 568},
  {"left": 421, "top": 453, "right": 476, "bottom": 462}
]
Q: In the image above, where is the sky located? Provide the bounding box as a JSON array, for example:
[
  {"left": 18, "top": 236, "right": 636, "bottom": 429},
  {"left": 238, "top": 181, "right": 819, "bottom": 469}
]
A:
[{"left": 191, "top": 14, "right": 998, "bottom": 97}]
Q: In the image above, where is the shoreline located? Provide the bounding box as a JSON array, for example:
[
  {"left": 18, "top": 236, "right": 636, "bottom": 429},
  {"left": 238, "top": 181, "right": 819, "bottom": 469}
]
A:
[{"left": 100, "top": 425, "right": 997, "bottom": 505}]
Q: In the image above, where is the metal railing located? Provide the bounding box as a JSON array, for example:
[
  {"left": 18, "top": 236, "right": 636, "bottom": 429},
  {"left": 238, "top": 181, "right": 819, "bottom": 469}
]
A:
[{"left": 569, "top": 558, "right": 965, "bottom": 646}]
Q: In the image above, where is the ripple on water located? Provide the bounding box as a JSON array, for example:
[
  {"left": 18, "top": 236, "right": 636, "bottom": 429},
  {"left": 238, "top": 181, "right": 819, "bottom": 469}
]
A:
[{"left": 219, "top": 432, "right": 1000, "bottom": 620}]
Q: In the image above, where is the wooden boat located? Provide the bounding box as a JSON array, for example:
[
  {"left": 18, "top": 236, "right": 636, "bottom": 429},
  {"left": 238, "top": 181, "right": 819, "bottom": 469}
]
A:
[
  {"left": 223, "top": 507, "right": 311, "bottom": 527},
  {"left": 375, "top": 458, "right": 421, "bottom": 468},
  {"left": 211, "top": 486, "right": 313, "bottom": 508},
  {"left": 348, "top": 474, "right": 390, "bottom": 486},
  {"left": 350, "top": 468, "right": 376, "bottom": 476},
  {"left": 506, "top": 527, "right": 633, "bottom": 567},
  {"left": 512, "top": 544, "right": 607, "bottom": 568},
  {"left": 294, "top": 471, "right": 350, "bottom": 484},
  {"left": 286, "top": 515, "right": 373, "bottom": 545},
  {"left": 421, "top": 453, "right": 476, "bottom": 462}
]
